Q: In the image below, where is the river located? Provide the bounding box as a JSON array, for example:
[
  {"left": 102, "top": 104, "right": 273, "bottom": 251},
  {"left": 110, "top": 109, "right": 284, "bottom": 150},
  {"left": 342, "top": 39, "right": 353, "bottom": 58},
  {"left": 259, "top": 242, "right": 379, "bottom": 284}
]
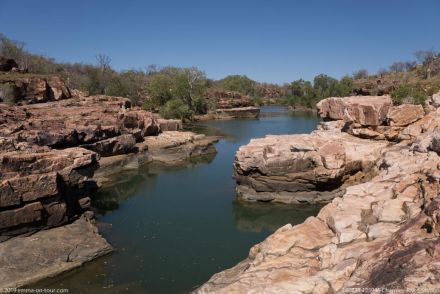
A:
[{"left": 36, "top": 106, "right": 321, "bottom": 293}]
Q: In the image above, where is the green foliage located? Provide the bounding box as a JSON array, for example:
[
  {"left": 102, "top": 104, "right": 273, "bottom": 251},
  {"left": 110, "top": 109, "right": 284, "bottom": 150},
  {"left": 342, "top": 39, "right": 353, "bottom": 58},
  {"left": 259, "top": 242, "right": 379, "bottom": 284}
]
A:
[
  {"left": 193, "top": 96, "right": 208, "bottom": 114},
  {"left": 282, "top": 75, "right": 353, "bottom": 108},
  {"left": 159, "top": 98, "right": 192, "bottom": 119},
  {"left": 391, "top": 84, "right": 427, "bottom": 105},
  {"left": 217, "top": 75, "right": 256, "bottom": 96},
  {"left": 144, "top": 67, "right": 207, "bottom": 114}
]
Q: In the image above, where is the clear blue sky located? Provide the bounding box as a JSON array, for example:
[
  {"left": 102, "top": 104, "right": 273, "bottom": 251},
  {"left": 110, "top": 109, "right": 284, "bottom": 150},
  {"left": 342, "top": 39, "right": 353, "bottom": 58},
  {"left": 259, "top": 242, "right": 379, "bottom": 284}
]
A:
[{"left": 1, "top": 0, "right": 439, "bottom": 84}]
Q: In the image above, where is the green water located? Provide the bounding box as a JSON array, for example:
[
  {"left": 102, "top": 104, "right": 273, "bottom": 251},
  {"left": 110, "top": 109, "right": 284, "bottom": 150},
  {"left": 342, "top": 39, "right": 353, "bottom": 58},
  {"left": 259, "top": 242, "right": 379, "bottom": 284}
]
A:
[{"left": 38, "top": 106, "right": 321, "bottom": 293}]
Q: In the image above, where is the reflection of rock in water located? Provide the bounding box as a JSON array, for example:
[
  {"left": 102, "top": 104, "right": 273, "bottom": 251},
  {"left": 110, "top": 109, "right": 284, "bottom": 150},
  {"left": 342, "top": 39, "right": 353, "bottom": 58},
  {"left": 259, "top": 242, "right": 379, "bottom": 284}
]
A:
[
  {"left": 29, "top": 253, "right": 147, "bottom": 294},
  {"left": 92, "top": 154, "right": 216, "bottom": 214},
  {"left": 233, "top": 201, "right": 322, "bottom": 233}
]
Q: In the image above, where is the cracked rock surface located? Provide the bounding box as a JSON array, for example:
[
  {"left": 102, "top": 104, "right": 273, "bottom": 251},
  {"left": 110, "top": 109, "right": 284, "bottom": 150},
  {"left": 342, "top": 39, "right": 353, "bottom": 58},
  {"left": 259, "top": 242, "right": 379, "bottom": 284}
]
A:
[{"left": 196, "top": 93, "right": 440, "bottom": 293}]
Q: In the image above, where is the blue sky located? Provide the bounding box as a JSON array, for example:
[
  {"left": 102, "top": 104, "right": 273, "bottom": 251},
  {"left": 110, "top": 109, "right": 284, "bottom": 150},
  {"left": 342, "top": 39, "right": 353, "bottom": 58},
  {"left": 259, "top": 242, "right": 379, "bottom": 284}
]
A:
[{"left": 1, "top": 0, "right": 439, "bottom": 84}]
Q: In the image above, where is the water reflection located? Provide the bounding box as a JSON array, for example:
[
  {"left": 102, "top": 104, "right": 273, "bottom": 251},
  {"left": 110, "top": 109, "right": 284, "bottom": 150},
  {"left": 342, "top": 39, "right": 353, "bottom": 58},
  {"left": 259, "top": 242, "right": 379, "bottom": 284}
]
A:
[
  {"left": 233, "top": 201, "right": 323, "bottom": 233},
  {"left": 41, "top": 106, "right": 321, "bottom": 293},
  {"left": 93, "top": 154, "right": 217, "bottom": 215}
]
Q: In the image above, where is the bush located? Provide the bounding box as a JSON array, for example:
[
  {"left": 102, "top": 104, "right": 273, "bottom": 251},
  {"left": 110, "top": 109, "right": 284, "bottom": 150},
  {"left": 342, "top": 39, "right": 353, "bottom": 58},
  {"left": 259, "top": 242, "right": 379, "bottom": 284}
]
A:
[
  {"left": 391, "top": 84, "right": 427, "bottom": 105},
  {"left": 193, "top": 96, "right": 208, "bottom": 114},
  {"left": 217, "top": 75, "right": 256, "bottom": 96},
  {"left": 159, "top": 98, "right": 192, "bottom": 119}
]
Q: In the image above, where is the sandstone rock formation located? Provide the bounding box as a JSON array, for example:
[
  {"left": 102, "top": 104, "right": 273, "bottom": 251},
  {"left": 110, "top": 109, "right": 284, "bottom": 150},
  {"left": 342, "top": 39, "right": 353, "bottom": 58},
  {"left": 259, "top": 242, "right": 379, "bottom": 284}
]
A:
[
  {"left": 352, "top": 78, "right": 398, "bottom": 96},
  {"left": 197, "top": 95, "right": 440, "bottom": 293},
  {"left": 206, "top": 90, "right": 255, "bottom": 109},
  {"left": 0, "top": 214, "right": 112, "bottom": 288},
  {"left": 0, "top": 74, "right": 72, "bottom": 104},
  {"left": 0, "top": 147, "right": 99, "bottom": 238},
  {"left": 0, "top": 91, "right": 217, "bottom": 237},
  {"left": 316, "top": 95, "right": 392, "bottom": 126},
  {"left": 197, "top": 90, "right": 260, "bottom": 120},
  {"left": 0, "top": 72, "right": 219, "bottom": 288},
  {"left": 234, "top": 130, "right": 387, "bottom": 204}
]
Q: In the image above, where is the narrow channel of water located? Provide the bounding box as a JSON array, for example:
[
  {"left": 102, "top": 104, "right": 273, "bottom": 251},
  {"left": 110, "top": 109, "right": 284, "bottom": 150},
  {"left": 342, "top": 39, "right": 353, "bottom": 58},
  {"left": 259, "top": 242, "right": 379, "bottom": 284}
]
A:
[{"left": 37, "top": 106, "right": 321, "bottom": 293}]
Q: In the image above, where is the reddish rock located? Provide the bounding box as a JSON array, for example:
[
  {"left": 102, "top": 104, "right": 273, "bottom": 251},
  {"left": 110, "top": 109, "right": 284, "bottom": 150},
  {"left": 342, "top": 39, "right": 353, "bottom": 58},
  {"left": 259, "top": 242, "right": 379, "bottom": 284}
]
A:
[
  {"left": 82, "top": 134, "right": 137, "bottom": 157},
  {"left": 0, "top": 202, "right": 43, "bottom": 230},
  {"left": 1, "top": 76, "right": 72, "bottom": 104},
  {"left": 157, "top": 118, "right": 182, "bottom": 131},
  {"left": 206, "top": 90, "right": 255, "bottom": 109},
  {"left": 387, "top": 104, "right": 424, "bottom": 126},
  {"left": 317, "top": 96, "right": 392, "bottom": 126},
  {"left": 0, "top": 147, "right": 99, "bottom": 235}
]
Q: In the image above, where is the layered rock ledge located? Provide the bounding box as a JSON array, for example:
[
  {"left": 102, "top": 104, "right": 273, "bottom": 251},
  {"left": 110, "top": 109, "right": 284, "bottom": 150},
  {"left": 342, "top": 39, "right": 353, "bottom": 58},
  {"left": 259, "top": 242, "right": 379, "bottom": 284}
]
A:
[
  {"left": 197, "top": 93, "right": 440, "bottom": 293},
  {"left": 0, "top": 74, "right": 218, "bottom": 287},
  {"left": 0, "top": 214, "right": 112, "bottom": 288},
  {"left": 195, "top": 90, "right": 260, "bottom": 120}
]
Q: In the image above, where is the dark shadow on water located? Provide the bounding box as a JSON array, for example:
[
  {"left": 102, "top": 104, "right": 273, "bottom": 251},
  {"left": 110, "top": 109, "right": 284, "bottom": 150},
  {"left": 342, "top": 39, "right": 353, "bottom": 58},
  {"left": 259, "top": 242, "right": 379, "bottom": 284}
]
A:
[
  {"left": 233, "top": 201, "right": 323, "bottom": 233},
  {"left": 92, "top": 153, "right": 217, "bottom": 215}
]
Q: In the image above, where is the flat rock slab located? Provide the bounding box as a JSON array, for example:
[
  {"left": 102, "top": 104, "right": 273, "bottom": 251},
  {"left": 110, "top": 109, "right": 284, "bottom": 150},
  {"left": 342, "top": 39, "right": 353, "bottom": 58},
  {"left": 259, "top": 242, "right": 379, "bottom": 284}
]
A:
[{"left": 0, "top": 216, "right": 112, "bottom": 288}]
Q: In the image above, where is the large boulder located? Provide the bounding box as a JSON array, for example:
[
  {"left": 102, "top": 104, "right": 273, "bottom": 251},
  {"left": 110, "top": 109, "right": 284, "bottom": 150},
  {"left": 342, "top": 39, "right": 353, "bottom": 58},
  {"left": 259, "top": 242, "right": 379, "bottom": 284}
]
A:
[
  {"left": 82, "top": 134, "right": 137, "bottom": 157},
  {"left": 0, "top": 75, "right": 71, "bottom": 104},
  {"left": 233, "top": 129, "right": 387, "bottom": 204},
  {"left": 386, "top": 104, "right": 424, "bottom": 126},
  {"left": 430, "top": 90, "right": 440, "bottom": 108},
  {"left": 0, "top": 147, "right": 99, "bottom": 236},
  {"left": 317, "top": 96, "right": 392, "bottom": 126}
]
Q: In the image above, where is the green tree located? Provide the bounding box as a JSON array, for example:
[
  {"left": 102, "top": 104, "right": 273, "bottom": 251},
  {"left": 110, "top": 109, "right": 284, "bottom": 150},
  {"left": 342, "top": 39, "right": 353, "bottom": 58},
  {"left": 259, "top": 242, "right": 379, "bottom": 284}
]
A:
[{"left": 217, "top": 75, "right": 256, "bottom": 96}]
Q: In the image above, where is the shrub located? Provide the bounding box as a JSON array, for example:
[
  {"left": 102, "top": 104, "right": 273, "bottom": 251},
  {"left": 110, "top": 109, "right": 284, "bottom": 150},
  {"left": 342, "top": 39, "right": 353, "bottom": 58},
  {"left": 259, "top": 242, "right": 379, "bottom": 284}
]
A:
[
  {"left": 391, "top": 84, "right": 427, "bottom": 105},
  {"left": 193, "top": 96, "right": 208, "bottom": 114},
  {"left": 159, "top": 98, "right": 192, "bottom": 120}
]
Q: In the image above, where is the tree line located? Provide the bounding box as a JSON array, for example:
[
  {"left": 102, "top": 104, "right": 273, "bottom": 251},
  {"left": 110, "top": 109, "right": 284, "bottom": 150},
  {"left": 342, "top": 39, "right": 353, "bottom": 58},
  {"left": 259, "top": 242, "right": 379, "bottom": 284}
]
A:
[{"left": 1, "top": 33, "right": 439, "bottom": 118}]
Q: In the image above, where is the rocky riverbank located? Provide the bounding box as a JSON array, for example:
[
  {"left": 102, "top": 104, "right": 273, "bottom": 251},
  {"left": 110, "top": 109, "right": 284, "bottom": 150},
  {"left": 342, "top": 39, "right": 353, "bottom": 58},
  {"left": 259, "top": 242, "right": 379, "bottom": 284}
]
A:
[
  {"left": 195, "top": 90, "right": 260, "bottom": 120},
  {"left": 196, "top": 93, "right": 440, "bottom": 293},
  {"left": 0, "top": 72, "right": 218, "bottom": 288}
]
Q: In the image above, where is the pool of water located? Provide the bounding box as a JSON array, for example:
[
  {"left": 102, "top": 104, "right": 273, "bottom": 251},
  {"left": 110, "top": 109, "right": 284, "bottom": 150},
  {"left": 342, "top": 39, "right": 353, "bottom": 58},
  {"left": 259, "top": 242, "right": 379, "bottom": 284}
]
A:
[{"left": 37, "top": 106, "right": 321, "bottom": 293}]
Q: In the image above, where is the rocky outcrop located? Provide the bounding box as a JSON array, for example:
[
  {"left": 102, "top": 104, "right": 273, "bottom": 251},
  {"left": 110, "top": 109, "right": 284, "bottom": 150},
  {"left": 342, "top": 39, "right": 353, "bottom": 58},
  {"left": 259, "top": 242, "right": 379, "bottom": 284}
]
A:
[
  {"left": 206, "top": 90, "right": 255, "bottom": 109},
  {"left": 0, "top": 214, "right": 112, "bottom": 288},
  {"left": 0, "top": 95, "right": 158, "bottom": 152},
  {"left": 317, "top": 95, "right": 392, "bottom": 126},
  {"left": 352, "top": 78, "right": 398, "bottom": 96},
  {"left": 94, "top": 131, "right": 218, "bottom": 184},
  {"left": 0, "top": 75, "right": 72, "bottom": 104},
  {"left": 197, "top": 90, "right": 260, "bottom": 120},
  {"left": 0, "top": 80, "right": 219, "bottom": 288},
  {"left": 0, "top": 92, "right": 217, "bottom": 237},
  {"left": 234, "top": 130, "right": 387, "bottom": 204},
  {"left": 386, "top": 104, "right": 425, "bottom": 126},
  {"left": 197, "top": 95, "right": 440, "bottom": 293},
  {"left": 0, "top": 147, "right": 99, "bottom": 238}
]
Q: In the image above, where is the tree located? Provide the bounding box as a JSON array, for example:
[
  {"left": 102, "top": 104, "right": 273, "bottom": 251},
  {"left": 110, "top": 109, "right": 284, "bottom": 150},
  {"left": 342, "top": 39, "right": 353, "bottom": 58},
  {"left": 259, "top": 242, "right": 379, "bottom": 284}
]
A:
[
  {"left": 94, "top": 54, "right": 113, "bottom": 94},
  {"left": 389, "top": 62, "right": 406, "bottom": 73},
  {"left": 0, "top": 33, "right": 27, "bottom": 70},
  {"left": 415, "top": 49, "right": 438, "bottom": 79},
  {"left": 353, "top": 69, "right": 369, "bottom": 79},
  {"left": 217, "top": 75, "right": 256, "bottom": 96}
]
